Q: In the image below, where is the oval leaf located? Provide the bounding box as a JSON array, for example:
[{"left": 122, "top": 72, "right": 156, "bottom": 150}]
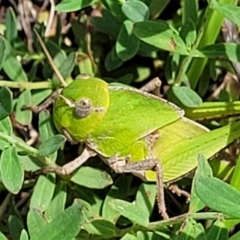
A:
[
  {"left": 0, "top": 86, "right": 12, "bottom": 120},
  {"left": 0, "top": 146, "right": 24, "bottom": 194},
  {"left": 133, "top": 20, "right": 188, "bottom": 54},
  {"left": 31, "top": 203, "right": 83, "bottom": 240},
  {"left": 27, "top": 209, "right": 47, "bottom": 239},
  {"left": 109, "top": 199, "right": 149, "bottom": 227},
  {"left": 45, "top": 181, "right": 67, "bottom": 221},
  {"left": 71, "top": 166, "right": 113, "bottom": 189},
  {"left": 38, "top": 135, "right": 65, "bottom": 157},
  {"left": 197, "top": 43, "right": 240, "bottom": 62},
  {"left": 56, "top": 0, "right": 98, "bottom": 12},
  {"left": 212, "top": 3, "right": 240, "bottom": 26},
  {"left": 5, "top": 7, "right": 17, "bottom": 45},
  {"left": 105, "top": 47, "right": 123, "bottom": 71},
  {"left": 2, "top": 39, "right": 28, "bottom": 82},
  {"left": 83, "top": 219, "right": 118, "bottom": 238},
  {"left": 207, "top": 219, "right": 228, "bottom": 240},
  {"left": 0, "top": 37, "right": 6, "bottom": 70},
  {"left": 30, "top": 174, "right": 55, "bottom": 212},
  {"left": 15, "top": 90, "right": 32, "bottom": 125},
  {"left": 116, "top": 20, "right": 139, "bottom": 61},
  {"left": 195, "top": 176, "right": 240, "bottom": 219},
  {"left": 0, "top": 117, "right": 12, "bottom": 150},
  {"left": 190, "top": 154, "right": 213, "bottom": 213},
  {"left": 122, "top": 1, "right": 149, "bottom": 22},
  {"left": 171, "top": 86, "right": 202, "bottom": 107}
]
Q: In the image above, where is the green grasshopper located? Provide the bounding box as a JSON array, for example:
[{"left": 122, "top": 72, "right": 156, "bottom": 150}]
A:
[
  {"left": 27, "top": 32, "right": 240, "bottom": 220},
  {"left": 28, "top": 76, "right": 209, "bottom": 220}
]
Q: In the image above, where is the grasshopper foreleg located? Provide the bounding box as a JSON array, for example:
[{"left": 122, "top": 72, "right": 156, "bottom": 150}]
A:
[
  {"left": 33, "top": 146, "right": 96, "bottom": 176},
  {"left": 111, "top": 159, "right": 168, "bottom": 220},
  {"left": 23, "top": 89, "right": 62, "bottom": 113}
]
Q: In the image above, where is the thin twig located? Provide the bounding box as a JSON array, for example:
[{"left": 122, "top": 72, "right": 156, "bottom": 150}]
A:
[{"left": 34, "top": 29, "right": 67, "bottom": 87}]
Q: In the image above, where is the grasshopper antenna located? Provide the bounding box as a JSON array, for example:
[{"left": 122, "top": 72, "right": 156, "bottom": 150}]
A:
[{"left": 33, "top": 29, "right": 67, "bottom": 87}]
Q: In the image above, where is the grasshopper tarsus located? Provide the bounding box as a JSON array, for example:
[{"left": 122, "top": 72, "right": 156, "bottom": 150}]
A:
[{"left": 168, "top": 184, "right": 191, "bottom": 203}]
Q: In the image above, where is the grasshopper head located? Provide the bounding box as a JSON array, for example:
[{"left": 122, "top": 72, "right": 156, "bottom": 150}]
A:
[{"left": 53, "top": 77, "right": 109, "bottom": 142}]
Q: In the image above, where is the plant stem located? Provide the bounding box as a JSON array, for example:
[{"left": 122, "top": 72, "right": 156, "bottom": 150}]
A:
[
  {"left": 174, "top": 5, "right": 208, "bottom": 86},
  {"left": 0, "top": 132, "right": 55, "bottom": 167},
  {"left": 118, "top": 212, "right": 234, "bottom": 236},
  {"left": 0, "top": 81, "right": 52, "bottom": 90}
]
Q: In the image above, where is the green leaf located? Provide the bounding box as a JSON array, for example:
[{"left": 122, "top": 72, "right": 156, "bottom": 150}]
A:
[
  {"left": 171, "top": 86, "right": 202, "bottom": 107},
  {"left": 5, "top": 7, "right": 17, "bottom": 45},
  {"left": 72, "top": 185, "right": 102, "bottom": 215},
  {"left": 20, "top": 230, "right": 29, "bottom": 240},
  {"left": 56, "top": 0, "right": 98, "bottom": 12},
  {"left": 121, "top": 233, "right": 137, "bottom": 240},
  {"left": 180, "top": 19, "right": 196, "bottom": 48},
  {"left": 71, "top": 166, "right": 113, "bottom": 189},
  {"left": 175, "top": 218, "right": 206, "bottom": 240},
  {"left": 148, "top": 0, "right": 170, "bottom": 19},
  {"left": 0, "top": 37, "right": 6, "bottom": 70},
  {"left": 15, "top": 90, "right": 32, "bottom": 125},
  {"left": 122, "top": 1, "right": 149, "bottom": 22},
  {"left": 0, "top": 231, "right": 8, "bottom": 240},
  {"left": 0, "top": 147, "right": 24, "bottom": 194},
  {"left": 182, "top": 0, "right": 198, "bottom": 23},
  {"left": 116, "top": 20, "right": 139, "bottom": 61},
  {"left": 58, "top": 52, "right": 76, "bottom": 78},
  {"left": 120, "top": 233, "right": 138, "bottom": 240},
  {"left": 136, "top": 183, "right": 156, "bottom": 218},
  {"left": 137, "top": 231, "right": 168, "bottom": 240},
  {"left": 207, "top": 219, "right": 228, "bottom": 240},
  {"left": 91, "top": 9, "right": 121, "bottom": 39},
  {"left": 83, "top": 219, "right": 118, "bottom": 238},
  {"left": 102, "top": 0, "right": 126, "bottom": 21},
  {"left": 105, "top": 47, "right": 123, "bottom": 71},
  {"left": 38, "top": 111, "right": 58, "bottom": 161},
  {"left": 31, "top": 89, "right": 52, "bottom": 106},
  {"left": 20, "top": 155, "right": 42, "bottom": 173},
  {"left": 195, "top": 176, "right": 240, "bottom": 218},
  {"left": 8, "top": 215, "right": 24, "bottom": 240},
  {"left": 45, "top": 181, "right": 67, "bottom": 221},
  {"left": 0, "top": 117, "right": 12, "bottom": 150},
  {"left": 27, "top": 209, "right": 47, "bottom": 239},
  {"left": 31, "top": 203, "right": 83, "bottom": 240},
  {"left": 211, "top": 3, "right": 240, "bottom": 26},
  {"left": 133, "top": 20, "right": 188, "bottom": 54},
  {"left": 102, "top": 175, "right": 133, "bottom": 222},
  {"left": 0, "top": 86, "right": 12, "bottom": 120},
  {"left": 30, "top": 174, "right": 56, "bottom": 212},
  {"left": 76, "top": 52, "right": 94, "bottom": 76},
  {"left": 0, "top": 116, "right": 12, "bottom": 134},
  {"left": 230, "top": 231, "right": 240, "bottom": 240},
  {"left": 2, "top": 40, "right": 28, "bottom": 82},
  {"left": 109, "top": 199, "right": 149, "bottom": 227},
  {"left": 38, "top": 135, "right": 65, "bottom": 157},
  {"left": 195, "top": 43, "right": 240, "bottom": 62},
  {"left": 190, "top": 154, "right": 213, "bottom": 213},
  {"left": 39, "top": 111, "right": 56, "bottom": 141}
]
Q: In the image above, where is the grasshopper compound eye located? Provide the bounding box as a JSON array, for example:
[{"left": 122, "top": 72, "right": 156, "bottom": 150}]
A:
[{"left": 74, "top": 98, "right": 92, "bottom": 118}]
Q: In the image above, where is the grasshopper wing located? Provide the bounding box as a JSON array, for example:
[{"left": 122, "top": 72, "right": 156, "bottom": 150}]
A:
[{"left": 87, "top": 86, "right": 184, "bottom": 157}]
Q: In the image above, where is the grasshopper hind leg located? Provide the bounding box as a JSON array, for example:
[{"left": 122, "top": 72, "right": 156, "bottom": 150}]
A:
[{"left": 109, "top": 157, "right": 169, "bottom": 220}]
